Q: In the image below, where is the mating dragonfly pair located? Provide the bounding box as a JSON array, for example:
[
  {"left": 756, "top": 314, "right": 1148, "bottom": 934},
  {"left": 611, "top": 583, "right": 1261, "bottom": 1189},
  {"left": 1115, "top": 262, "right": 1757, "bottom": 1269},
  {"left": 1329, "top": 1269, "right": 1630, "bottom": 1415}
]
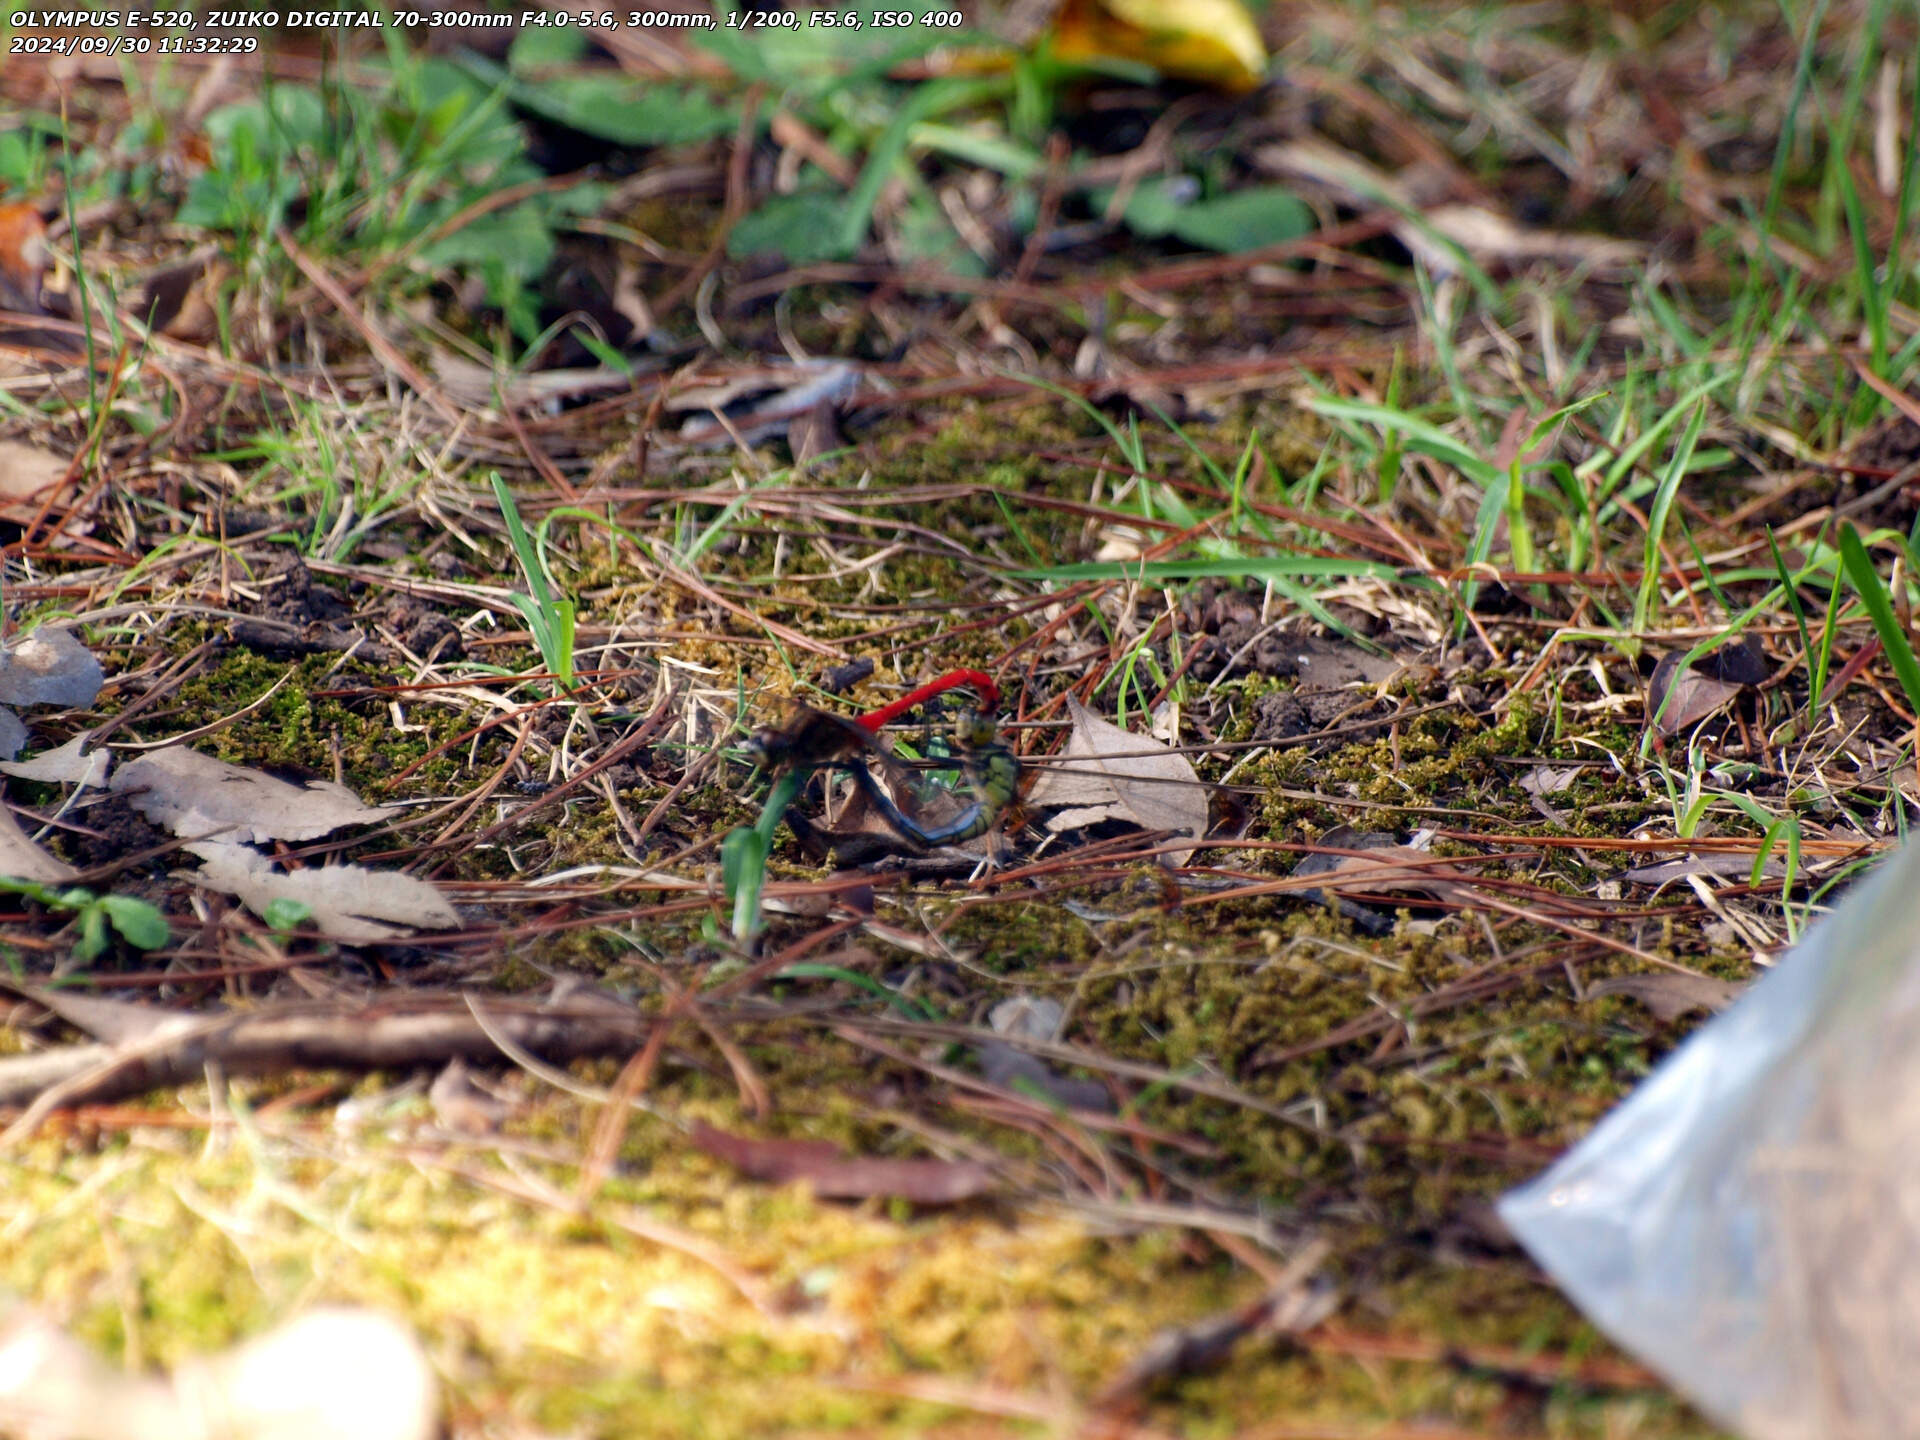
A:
[{"left": 744, "top": 669, "right": 1019, "bottom": 850}]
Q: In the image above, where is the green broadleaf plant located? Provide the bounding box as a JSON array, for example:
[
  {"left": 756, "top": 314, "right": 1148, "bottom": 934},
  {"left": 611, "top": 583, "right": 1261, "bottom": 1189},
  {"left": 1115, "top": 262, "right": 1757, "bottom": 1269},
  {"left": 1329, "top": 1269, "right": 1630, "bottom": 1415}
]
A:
[
  {"left": 490, "top": 472, "right": 577, "bottom": 694},
  {"left": 0, "top": 878, "right": 169, "bottom": 963}
]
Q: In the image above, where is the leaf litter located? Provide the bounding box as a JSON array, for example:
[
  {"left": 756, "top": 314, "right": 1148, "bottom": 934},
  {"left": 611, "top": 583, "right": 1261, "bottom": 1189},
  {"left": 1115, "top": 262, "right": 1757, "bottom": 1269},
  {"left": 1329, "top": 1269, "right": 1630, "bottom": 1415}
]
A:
[
  {"left": 0, "top": 733, "right": 111, "bottom": 787},
  {"left": 100, "top": 744, "right": 455, "bottom": 941},
  {"left": 1645, "top": 635, "right": 1767, "bottom": 738},
  {"left": 186, "top": 841, "right": 460, "bottom": 943},
  {"left": 7, "top": 721, "right": 455, "bottom": 940},
  {"left": 0, "top": 439, "right": 66, "bottom": 514},
  {"left": 0, "top": 801, "right": 75, "bottom": 882},
  {"left": 1586, "top": 973, "right": 1746, "bottom": 1023},
  {"left": 978, "top": 995, "right": 1112, "bottom": 1112},
  {"left": 1025, "top": 694, "right": 1210, "bottom": 864},
  {"left": 109, "top": 745, "right": 397, "bottom": 844},
  {"left": 0, "top": 625, "right": 102, "bottom": 709}
]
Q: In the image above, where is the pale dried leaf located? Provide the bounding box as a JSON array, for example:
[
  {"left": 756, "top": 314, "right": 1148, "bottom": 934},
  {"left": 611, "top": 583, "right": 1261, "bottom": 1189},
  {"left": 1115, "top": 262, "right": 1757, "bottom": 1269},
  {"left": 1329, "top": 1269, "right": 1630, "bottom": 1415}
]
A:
[
  {"left": 0, "top": 707, "right": 23, "bottom": 762},
  {"left": 989, "top": 995, "right": 1065, "bottom": 1041},
  {"left": 1646, "top": 652, "right": 1744, "bottom": 736},
  {"left": 0, "top": 801, "right": 74, "bottom": 882},
  {"left": 188, "top": 841, "right": 459, "bottom": 943},
  {"left": 1587, "top": 972, "right": 1745, "bottom": 1022},
  {"left": 113, "top": 746, "right": 396, "bottom": 843},
  {"left": 0, "top": 440, "right": 65, "bottom": 504},
  {"left": 1258, "top": 139, "right": 1641, "bottom": 274},
  {"left": 0, "top": 627, "right": 102, "bottom": 709},
  {"left": 1519, "top": 765, "right": 1578, "bottom": 797},
  {"left": 980, "top": 996, "right": 1110, "bottom": 1111},
  {"left": 15, "top": 983, "right": 189, "bottom": 1044},
  {"left": 1093, "top": 526, "right": 1148, "bottom": 563},
  {"left": 1254, "top": 138, "right": 1424, "bottom": 206},
  {"left": 0, "top": 733, "right": 109, "bottom": 787},
  {"left": 1027, "top": 695, "right": 1208, "bottom": 864}
]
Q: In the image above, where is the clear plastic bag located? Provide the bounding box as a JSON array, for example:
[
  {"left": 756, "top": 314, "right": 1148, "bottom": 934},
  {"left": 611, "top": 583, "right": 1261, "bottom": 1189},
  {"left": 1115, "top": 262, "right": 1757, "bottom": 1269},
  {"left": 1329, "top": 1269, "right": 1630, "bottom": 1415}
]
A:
[{"left": 1500, "top": 839, "right": 1920, "bottom": 1440}]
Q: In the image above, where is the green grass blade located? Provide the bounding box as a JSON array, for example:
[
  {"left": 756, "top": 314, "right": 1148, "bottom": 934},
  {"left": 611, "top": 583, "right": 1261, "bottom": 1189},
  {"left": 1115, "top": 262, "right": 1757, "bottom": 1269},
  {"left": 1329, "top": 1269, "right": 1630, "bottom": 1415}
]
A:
[
  {"left": 1633, "top": 400, "right": 1710, "bottom": 635},
  {"left": 723, "top": 825, "right": 769, "bottom": 942},
  {"left": 491, "top": 472, "right": 555, "bottom": 613},
  {"left": 1838, "top": 523, "right": 1920, "bottom": 715}
]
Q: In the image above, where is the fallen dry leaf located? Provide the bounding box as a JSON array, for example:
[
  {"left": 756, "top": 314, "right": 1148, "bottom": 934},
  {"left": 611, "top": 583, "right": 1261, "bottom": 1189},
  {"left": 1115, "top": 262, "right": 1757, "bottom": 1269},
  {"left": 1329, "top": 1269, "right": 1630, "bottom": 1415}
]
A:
[
  {"left": 689, "top": 1121, "right": 995, "bottom": 1205},
  {"left": 787, "top": 395, "right": 846, "bottom": 467},
  {"left": 1252, "top": 142, "right": 1641, "bottom": 276},
  {"left": 0, "top": 709, "right": 23, "bottom": 762},
  {"left": 1645, "top": 651, "right": 1744, "bottom": 737},
  {"left": 10, "top": 983, "right": 191, "bottom": 1045},
  {"left": 0, "top": 439, "right": 68, "bottom": 508},
  {"left": 0, "top": 626, "right": 102, "bottom": 709},
  {"left": 0, "top": 799, "right": 75, "bottom": 882},
  {"left": 1587, "top": 972, "right": 1745, "bottom": 1022},
  {"left": 0, "top": 733, "right": 110, "bottom": 787},
  {"left": 1695, "top": 633, "right": 1769, "bottom": 686},
  {"left": 1520, "top": 766, "right": 1579, "bottom": 797},
  {"left": 430, "top": 351, "right": 630, "bottom": 410},
  {"left": 187, "top": 841, "right": 459, "bottom": 943},
  {"left": 1026, "top": 694, "right": 1209, "bottom": 864},
  {"left": 135, "top": 253, "right": 225, "bottom": 343},
  {"left": 112, "top": 746, "right": 396, "bottom": 843},
  {"left": 0, "top": 201, "right": 48, "bottom": 314},
  {"left": 980, "top": 995, "right": 1111, "bottom": 1112},
  {"left": 1645, "top": 634, "right": 1766, "bottom": 738}
]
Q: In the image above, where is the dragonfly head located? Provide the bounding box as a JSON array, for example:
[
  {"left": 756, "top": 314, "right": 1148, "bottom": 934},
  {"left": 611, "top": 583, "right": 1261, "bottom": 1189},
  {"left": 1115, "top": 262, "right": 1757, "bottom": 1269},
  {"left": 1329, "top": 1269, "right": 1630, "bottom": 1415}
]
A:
[
  {"left": 951, "top": 710, "right": 999, "bottom": 752},
  {"left": 743, "top": 728, "right": 778, "bottom": 769}
]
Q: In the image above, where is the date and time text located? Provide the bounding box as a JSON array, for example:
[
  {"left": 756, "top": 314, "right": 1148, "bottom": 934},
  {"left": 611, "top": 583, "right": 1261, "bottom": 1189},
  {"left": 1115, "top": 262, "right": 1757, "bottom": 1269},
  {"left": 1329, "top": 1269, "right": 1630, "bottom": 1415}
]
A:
[{"left": 8, "top": 3, "right": 963, "bottom": 54}]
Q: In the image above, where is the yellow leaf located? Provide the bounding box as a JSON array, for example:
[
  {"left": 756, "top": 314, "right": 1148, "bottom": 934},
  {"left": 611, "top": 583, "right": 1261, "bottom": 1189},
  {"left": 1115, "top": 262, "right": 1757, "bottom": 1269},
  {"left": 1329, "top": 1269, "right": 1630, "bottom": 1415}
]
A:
[{"left": 1050, "top": 0, "right": 1269, "bottom": 92}]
